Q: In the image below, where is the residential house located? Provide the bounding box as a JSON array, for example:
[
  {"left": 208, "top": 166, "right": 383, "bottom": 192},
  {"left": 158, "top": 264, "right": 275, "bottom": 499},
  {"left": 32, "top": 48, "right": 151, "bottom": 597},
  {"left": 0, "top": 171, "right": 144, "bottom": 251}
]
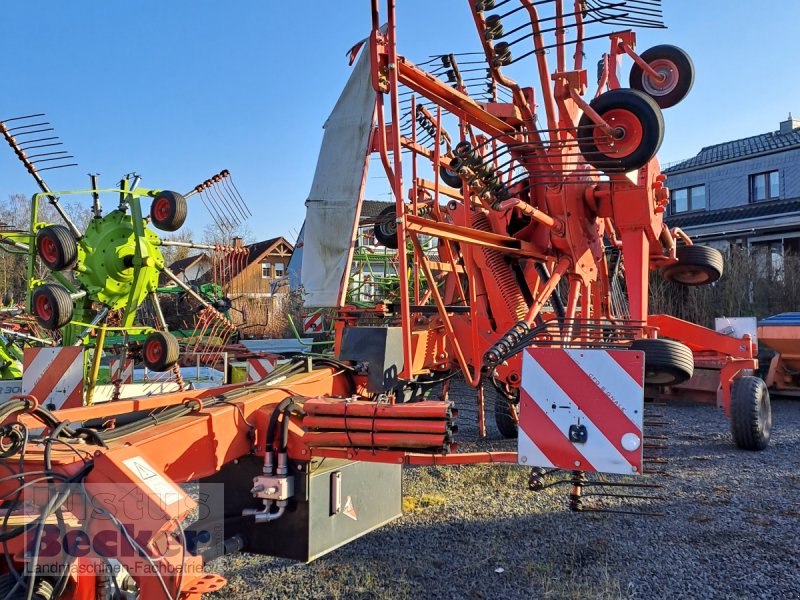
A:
[
  {"left": 226, "top": 236, "right": 295, "bottom": 336},
  {"left": 163, "top": 253, "right": 213, "bottom": 285},
  {"left": 663, "top": 115, "right": 800, "bottom": 268}
]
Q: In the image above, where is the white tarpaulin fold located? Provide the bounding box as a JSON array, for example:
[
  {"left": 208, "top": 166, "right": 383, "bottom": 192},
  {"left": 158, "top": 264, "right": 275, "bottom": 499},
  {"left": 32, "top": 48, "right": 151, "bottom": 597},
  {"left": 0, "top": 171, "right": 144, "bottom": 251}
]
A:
[{"left": 301, "top": 41, "right": 374, "bottom": 307}]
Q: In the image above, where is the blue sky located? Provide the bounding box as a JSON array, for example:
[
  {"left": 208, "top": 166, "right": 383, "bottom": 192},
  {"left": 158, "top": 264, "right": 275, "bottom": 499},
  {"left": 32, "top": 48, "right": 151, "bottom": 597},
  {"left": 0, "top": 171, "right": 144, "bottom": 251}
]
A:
[{"left": 2, "top": 1, "right": 799, "bottom": 242}]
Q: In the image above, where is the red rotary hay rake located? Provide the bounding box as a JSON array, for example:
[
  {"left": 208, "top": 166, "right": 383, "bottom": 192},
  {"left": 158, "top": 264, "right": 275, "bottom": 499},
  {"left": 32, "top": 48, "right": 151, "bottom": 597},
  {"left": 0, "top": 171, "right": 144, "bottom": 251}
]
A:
[{"left": 0, "top": 2, "right": 772, "bottom": 599}]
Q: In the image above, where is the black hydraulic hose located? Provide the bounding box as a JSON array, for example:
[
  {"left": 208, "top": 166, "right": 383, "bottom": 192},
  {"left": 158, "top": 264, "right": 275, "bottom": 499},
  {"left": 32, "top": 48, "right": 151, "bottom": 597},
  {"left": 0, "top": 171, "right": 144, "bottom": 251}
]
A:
[
  {"left": 80, "top": 354, "right": 330, "bottom": 446},
  {"left": 302, "top": 355, "right": 357, "bottom": 393},
  {"left": 0, "top": 462, "right": 93, "bottom": 542},
  {"left": 266, "top": 397, "right": 297, "bottom": 453},
  {"left": 279, "top": 400, "right": 306, "bottom": 453},
  {"left": 98, "top": 404, "right": 197, "bottom": 442}
]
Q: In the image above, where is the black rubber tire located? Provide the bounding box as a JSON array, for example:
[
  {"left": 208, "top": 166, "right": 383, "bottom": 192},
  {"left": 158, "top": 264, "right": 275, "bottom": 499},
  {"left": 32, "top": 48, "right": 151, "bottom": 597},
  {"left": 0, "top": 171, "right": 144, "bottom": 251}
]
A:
[
  {"left": 629, "top": 45, "right": 695, "bottom": 109},
  {"left": 373, "top": 205, "right": 399, "bottom": 249},
  {"left": 439, "top": 164, "right": 463, "bottom": 188},
  {"left": 150, "top": 190, "right": 188, "bottom": 232},
  {"left": 36, "top": 225, "right": 78, "bottom": 271},
  {"left": 660, "top": 245, "right": 724, "bottom": 286},
  {"left": 494, "top": 392, "right": 519, "bottom": 439},
  {"left": 630, "top": 338, "right": 694, "bottom": 386},
  {"left": 578, "top": 88, "right": 664, "bottom": 173},
  {"left": 142, "top": 331, "right": 180, "bottom": 371},
  {"left": 730, "top": 376, "right": 771, "bottom": 451},
  {"left": 31, "top": 284, "right": 74, "bottom": 330}
]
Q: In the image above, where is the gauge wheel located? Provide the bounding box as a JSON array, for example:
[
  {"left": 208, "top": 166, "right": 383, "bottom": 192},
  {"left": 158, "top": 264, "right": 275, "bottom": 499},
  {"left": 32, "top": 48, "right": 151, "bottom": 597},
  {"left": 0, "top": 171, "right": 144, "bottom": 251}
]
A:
[
  {"left": 630, "top": 338, "right": 694, "bottom": 386},
  {"left": 150, "top": 191, "right": 188, "bottom": 232},
  {"left": 629, "top": 45, "right": 695, "bottom": 109},
  {"left": 142, "top": 331, "right": 180, "bottom": 371},
  {"left": 730, "top": 376, "right": 771, "bottom": 451},
  {"left": 660, "top": 244, "right": 724, "bottom": 285},
  {"left": 31, "top": 284, "right": 74, "bottom": 330},
  {"left": 494, "top": 392, "right": 519, "bottom": 439},
  {"left": 373, "top": 205, "right": 399, "bottom": 249},
  {"left": 578, "top": 88, "right": 664, "bottom": 173},
  {"left": 439, "top": 164, "right": 463, "bottom": 188},
  {"left": 36, "top": 225, "right": 78, "bottom": 271}
]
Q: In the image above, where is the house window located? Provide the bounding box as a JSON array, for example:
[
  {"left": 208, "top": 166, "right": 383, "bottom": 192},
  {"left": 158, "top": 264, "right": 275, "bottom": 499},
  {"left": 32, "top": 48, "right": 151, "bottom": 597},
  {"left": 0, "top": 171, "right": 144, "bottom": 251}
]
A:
[
  {"left": 274, "top": 263, "right": 284, "bottom": 277},
  {"left": 671, "top": 185, "right": 706, "bottom": 213},
  {"left": 261, "top": 262, "right": 272, "bottom": 279},
  {"left": 750, "top": 171, "right": 779, "bottom": 202}
]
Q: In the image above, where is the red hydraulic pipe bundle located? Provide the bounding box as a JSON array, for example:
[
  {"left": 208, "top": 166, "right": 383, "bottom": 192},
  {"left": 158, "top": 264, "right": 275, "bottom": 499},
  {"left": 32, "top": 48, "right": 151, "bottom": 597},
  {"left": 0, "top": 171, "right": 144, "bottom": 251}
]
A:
[
  {"left": 303, "top": 398, "right": 453, "bottom": 420},
  {"left": 301, "top": 397, "right": 456, "bottom": 452},
  {"left": 303, "top": 432, "right": 448, "bottom": 450},
  {"left": 303, "top": 415, "right": 450, "bottom": 435}
]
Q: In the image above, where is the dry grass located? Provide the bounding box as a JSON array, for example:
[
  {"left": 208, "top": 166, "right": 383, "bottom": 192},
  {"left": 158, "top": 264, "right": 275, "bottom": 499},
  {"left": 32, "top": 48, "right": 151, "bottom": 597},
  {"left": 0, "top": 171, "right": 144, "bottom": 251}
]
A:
[{"left": 650, "top": 246, "right": 800, "bottom": 327}]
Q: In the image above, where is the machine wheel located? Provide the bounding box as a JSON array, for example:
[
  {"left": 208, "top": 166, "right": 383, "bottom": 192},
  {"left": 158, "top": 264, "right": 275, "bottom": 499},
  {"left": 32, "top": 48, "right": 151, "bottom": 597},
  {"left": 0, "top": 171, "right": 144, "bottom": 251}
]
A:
[
  {"left": 142, "top": 331, "right": 180, "bottom": 371},
  {"left": 630, "top": 338, "right": 694, "bottom": 386},
  {"left": 36, "top": 225, "right": 78, "bottom": 271},
  {"left": 150, "top": 191, "right": 188, "bottom": 232},
  {"left": 660, "top": 245, "right": 724, "bottom": 286},
  {"left": 494, "top": 392, "right": 519, "bottom": 439},
  {"left": 373, "top": 205, "right": 399, "bottom": 249},
  {"left": 31, "top": 284, "right": 74, "bottom": 330},
  {"left": 730, "top": 376, "right": 771, "bottom": 451},
  {"left": 629, "top": 45, "right": 694, "bottom": 109},
  {"left": 439, "top": 164, "right": 463, "bottom": 188},
  {"left": 578, "top": 88, "right": 664, "bottom": 172}
]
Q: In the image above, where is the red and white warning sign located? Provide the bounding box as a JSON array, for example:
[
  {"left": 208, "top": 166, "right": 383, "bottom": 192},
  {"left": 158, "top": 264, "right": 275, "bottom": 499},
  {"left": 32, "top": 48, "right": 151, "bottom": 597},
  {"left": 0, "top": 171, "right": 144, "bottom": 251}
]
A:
[
  {"left": 121, "top": 456, "right": 184, "bottom": 507},
  {"left": 342, "top": 496, "right": 358, "bottom": 521},
  {"left": 246, "top": 357, "right": 276, "bottom": 382},
  {"left": 22, "top": 347, "right": 84, "bottom": 409},
  {"left": 518, "top": 348, "right": 644, "bottom": 475},
  {"left": 303, "top": 312, "right": 324, "bottom": 334},
  {"left": 110, "top": 358, "right": 134, "bottom": 384}
]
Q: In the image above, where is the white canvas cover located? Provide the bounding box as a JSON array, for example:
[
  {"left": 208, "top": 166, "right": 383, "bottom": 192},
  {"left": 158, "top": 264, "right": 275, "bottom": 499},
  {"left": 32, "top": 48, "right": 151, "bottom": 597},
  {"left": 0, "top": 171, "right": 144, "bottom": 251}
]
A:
[{"left": 301, "top": 42, "right": 374, "bottom": 307}]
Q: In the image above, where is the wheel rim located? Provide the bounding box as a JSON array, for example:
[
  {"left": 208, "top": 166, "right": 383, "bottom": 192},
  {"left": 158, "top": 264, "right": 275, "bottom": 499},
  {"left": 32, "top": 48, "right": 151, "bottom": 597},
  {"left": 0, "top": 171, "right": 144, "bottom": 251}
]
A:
[
  {"left": 759, "top": 395, "right": 770, "bottom": 435},
  {"left": 35, "top": 294, "right": 52, "bottom": 320},
  {"left": 39, "top": 236, "right": 59, "bottom": 264},
  {"left": 592, "top": 108, "right": 644, "bottom": 159},
  {"left": 153, "top": 198, "right": 171, "bottom": 222},
  {"left": 671, "top": 266, "right": 711, "bottom": 285},
  {"left": 145, "top": 341, "right": 163, "bottom": 363},
  {"left": 645, "top": 369, "right": 677, "bottom": 385},
  {"left": 641, "top": 59, "right": 679, "bottom": 97},
  {"left": 379, "top": 220, "right": 397, "bottom": 237}
]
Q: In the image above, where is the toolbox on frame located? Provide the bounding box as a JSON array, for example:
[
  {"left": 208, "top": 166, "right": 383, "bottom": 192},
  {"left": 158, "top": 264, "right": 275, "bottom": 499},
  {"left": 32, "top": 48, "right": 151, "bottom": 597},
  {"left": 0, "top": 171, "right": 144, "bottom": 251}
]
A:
[{"left": 198, "top": 455, "right": 402, "bottom": 562}]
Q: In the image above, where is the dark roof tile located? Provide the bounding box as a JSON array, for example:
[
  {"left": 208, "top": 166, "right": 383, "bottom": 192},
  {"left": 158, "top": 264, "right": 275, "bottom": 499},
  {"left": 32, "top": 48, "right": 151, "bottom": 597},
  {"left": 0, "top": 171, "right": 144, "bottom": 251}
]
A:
[
  {"left": 664, "top": 127, "right": 800, "bottom": 172},
  {"left": 665, "top": 198, "right": 800, "bottom": 228}
]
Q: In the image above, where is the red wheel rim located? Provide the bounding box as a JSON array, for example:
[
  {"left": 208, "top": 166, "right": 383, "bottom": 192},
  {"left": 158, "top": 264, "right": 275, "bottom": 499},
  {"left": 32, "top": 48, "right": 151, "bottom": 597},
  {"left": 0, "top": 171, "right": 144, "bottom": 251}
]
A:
[
  {"left": 145, "top": 340, "right": 163, "bottom": 363},
  {"left": 39, "top": 236, "right": 59, "bottom": 264},
  {"left": 593, "top": 108, "right": 644, "bottom": 159},
  {"left": 35, "top": 294, "right": 52, "bottom": 320},
  {"left": 153, "top": 198, "right": 171, "bottom": 222},
  {"left": 642, "top": 59, "right": 679, "bottom": 96}
]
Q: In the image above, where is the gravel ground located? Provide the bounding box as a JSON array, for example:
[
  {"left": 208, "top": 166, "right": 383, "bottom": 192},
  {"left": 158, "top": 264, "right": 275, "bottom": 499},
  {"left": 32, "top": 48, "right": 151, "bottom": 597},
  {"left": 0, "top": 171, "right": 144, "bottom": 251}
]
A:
[{"left": 206, "top": 382, "right": 800, "bottom": 599}]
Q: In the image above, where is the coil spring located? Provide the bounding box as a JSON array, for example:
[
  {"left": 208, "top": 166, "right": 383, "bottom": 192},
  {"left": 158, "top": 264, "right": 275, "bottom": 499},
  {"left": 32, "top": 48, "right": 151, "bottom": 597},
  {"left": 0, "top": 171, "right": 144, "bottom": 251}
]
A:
[
  {"left": 527, "top": 467, "right": 548, "bottom": 491},
  {"left": 494, "top": 42, "right": 512, "bottom": 67},
  {"left": 568, "top": 471, "right": 587, "bottom": 512},
  {"left": 453, "top": 143, "right": 511, "bottom": 205},
  {"left": 483, "top": 319, "right": 531, "bottom": 367},
  {"left": 484, "top": 15, "right": 504, "bottom": 40},
  {"left": 472, "top": 213, "right": 528, "bottom": 319}
]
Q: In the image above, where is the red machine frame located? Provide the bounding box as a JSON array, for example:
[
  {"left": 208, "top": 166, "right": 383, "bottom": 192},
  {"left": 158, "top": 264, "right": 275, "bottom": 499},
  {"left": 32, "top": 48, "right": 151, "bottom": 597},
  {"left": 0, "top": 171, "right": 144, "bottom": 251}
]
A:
[{"left": 0, "top": 2, "right": 768, "bottom": 598}]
